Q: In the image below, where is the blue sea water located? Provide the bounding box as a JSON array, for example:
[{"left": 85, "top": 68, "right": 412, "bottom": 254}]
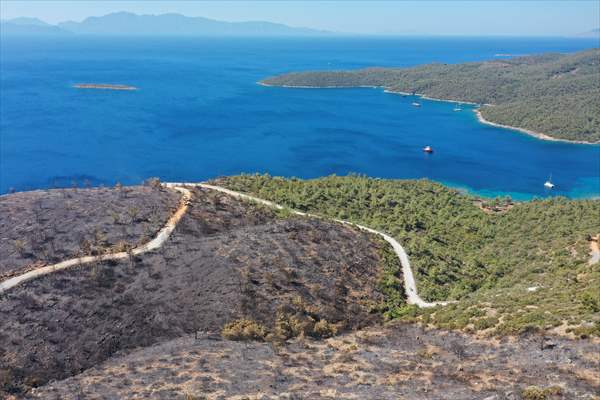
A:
[{"left": 1, "top": 36, "right": 599, "bottom": 199}]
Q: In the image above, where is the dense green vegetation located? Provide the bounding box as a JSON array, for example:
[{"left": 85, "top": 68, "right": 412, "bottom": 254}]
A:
[
  {"left": 262, "top": 49, "right": 600, "bottom": 142},
  {"left": 374, "top": 236, "right": 407, "bottom": 320},
  {"left": 217, "top": 174, "right": 600, "bottom": 336}
]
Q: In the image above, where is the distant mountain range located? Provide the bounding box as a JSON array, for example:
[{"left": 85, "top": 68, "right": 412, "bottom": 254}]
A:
[
  {"left": 6, "top": 17, "right": 51, "bottom": 26},
  {"left": 1, "top": 17, "right": 72, "bottom": 35},
  {"left": 1, "top": 13, "right": 597, "bottom": 38},
  {"left": 0, "top": 12, "right": 331, "bottom": 36}
]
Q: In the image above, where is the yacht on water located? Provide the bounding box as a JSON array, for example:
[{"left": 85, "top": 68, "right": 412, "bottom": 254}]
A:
[
  {"left": 544, "top": 175, "right": 555, "bottom": 189},
  {"left": 412, "top": 102, "right": 421, "bottom": 107},
  {"left": 453, "top": 103, "right": 462, "bottom": 111},
  {"left": 423, "top": 145, "right": 433, "bottom": 153}
]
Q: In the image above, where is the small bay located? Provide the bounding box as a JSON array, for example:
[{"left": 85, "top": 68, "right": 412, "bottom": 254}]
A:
[{"left": 1, "top": 36, "right": 598, "bottom": 199}]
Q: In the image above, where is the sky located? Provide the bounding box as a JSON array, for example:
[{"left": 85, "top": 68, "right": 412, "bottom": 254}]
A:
[{"left": 1, "top": 1, "right": 598, "bottom": 36}]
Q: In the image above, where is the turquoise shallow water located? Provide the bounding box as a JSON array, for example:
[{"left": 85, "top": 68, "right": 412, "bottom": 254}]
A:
[{"left": 1, "top": 36, "right": 598, "bottom": 199}]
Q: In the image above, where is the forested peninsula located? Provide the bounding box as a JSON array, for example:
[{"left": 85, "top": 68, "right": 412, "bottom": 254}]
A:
[{"left": 261, "top": 49, "right": 600, "bottom": 143}]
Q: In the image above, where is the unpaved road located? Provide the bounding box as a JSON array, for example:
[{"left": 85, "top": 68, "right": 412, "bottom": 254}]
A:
[
  {"left": 1, "top": 182, "right": 445, "bottom": 308},
  {"left": 181, "top": 183, "right": 447, "bottom": 307},
  {"left": 0, "top": 186, "right": 191, "bottom": 293},
  {"left": 590, "top": 235, "right": 600, "bottom": 265}
]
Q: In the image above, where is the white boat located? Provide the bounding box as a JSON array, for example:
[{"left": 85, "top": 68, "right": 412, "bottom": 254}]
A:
[
  {"left": 423, "top": 145, "right": 433, "bottom": 153},
  {"left": 544, "top": 175, "right": 555, "bottom": 189},
  {"left": 453, "top": 104, "right": 462, "bottom": 111},
  {"left": 412, "top": 102, "right": 421, "bottom": 107}
]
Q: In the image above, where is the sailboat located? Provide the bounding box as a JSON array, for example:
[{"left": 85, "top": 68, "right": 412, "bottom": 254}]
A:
[
  {"left": 544, "top": 174, "right": 555, "bottom": 189},
  {"left": 453, "top": 103, "right": 462, "bottom": 111}
]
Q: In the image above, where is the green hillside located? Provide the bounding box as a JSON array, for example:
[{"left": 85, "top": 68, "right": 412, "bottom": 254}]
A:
[
  {"left": 218, "top": 174, "right": 600, "bottom": 336},
  {"left": 262, "top": 49, "right": 600, "bottom": 142}
]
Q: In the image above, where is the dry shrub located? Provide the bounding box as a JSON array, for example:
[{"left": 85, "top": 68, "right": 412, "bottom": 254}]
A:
[
  {"left": 274, "top": 310, "right": 295, "bottom": 340},
  {"left": 13, "top": 239, "right": 26, "bottom": 256},
  {"left": 416, "top": 347, "right": 436, "bottom": 360},
  {"left": 184, "top": 393, "right": 206, "bottom": 400},
  {"left": 112, "top": 241, "right": 132, "bottom": 253},
  {"left": 522, "top": 385, "right": 563, "bottom": 400},
  {"left": 312, "top": 319, "right": 337, "bottom": 338},
  {"left": 144, "top": 177, "right": 162, "bottom": 190},
  {"left": 127, "top": 207, "right": 140, "bottom": 224},
  {"left": 273, "top": 306, "right": 337, "bottom": 341},
  {"left": 281, "top": 267, "right": 299, "bottom": 283},
  {"left": 221, "top": 319, "right": 267, "bottom": 341}
]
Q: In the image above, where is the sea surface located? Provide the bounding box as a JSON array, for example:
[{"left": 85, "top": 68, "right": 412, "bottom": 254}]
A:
[{"left": 1, "top": 36, "right": 599, "bottom": 199}]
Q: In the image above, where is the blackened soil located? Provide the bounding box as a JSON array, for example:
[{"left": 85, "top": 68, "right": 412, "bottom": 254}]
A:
[
  {"left": 0, "top": 187, "right": 385, "bottom": 396},
  {"left": 0, "top": 186, "right": 180, "bottom": 279}
]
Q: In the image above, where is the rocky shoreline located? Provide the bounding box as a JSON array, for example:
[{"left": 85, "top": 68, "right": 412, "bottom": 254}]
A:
[{"left": 474, "top": 109, "right": 597, "bottom": 145}]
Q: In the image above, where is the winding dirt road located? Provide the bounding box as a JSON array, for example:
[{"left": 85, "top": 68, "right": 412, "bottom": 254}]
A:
[
  {"left": 590, "top": 235, "right": 600, "bottom": 265},
  {"left": 0, "top": 186, "right": 191, "bottom": 293},
  {"left": 176, "top": 183, "right": 448, "bottom": 307},
  {"left": 0, "top": 183, "right": 446, "bottom": 308}
]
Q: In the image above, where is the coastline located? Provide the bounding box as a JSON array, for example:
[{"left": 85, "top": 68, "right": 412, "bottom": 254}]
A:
[
  {"left": 259, "top": 81, "right": 598, "bottom": 145},
  {"left": 384, "top": 88, "right": 482, "bottom": 106},
  {"left": 258, "top": 81, "right": 379, "bottom": 89},
  {"left": 474, "top": 109, "right": 597, "bottom": 145}
]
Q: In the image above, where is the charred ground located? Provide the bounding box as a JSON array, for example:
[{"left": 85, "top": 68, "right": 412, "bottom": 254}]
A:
[
  {"left": 1, "top": 181, "right": 598, "bottom": 399},
  {"left": 0, "top": 184, "right": 180, "bottom": 279},
  {"left": 28, "top": 324, "right": 600, "bottom": 400},
  {"left": 0, "top": 186, "right": 388, "bottom": 396}
]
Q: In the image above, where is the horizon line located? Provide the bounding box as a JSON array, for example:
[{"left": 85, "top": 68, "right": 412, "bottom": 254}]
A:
[{"left": 2, "top": 11, "right": 598, "bottom": 38}]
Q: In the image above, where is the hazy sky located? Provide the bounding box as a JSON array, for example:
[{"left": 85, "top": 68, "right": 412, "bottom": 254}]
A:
[{"left": 1, "top": 1, "right": 598, "bottom": 36}]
